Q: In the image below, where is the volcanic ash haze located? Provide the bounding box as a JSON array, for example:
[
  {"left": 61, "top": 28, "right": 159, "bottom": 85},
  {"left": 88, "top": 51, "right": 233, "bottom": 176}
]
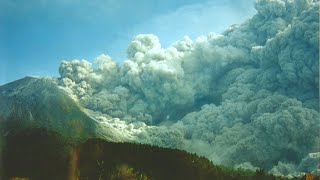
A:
[{"left": 1, "top": 0, "right": 318, "bottom": 177}]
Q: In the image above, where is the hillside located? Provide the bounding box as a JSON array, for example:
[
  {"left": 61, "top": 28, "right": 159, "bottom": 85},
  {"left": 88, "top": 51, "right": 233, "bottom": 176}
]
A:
[
  {"left": 0, "top": 77, "right": 127, "bottom": 142},
  {"left": 2, "top": 128, "right": 310, "bottom": 180}
]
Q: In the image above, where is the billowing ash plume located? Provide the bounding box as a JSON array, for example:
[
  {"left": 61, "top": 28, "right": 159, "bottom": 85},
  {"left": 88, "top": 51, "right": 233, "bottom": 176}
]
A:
[{"left": 58, "top": 0, "right": 319, "bottom": 176}]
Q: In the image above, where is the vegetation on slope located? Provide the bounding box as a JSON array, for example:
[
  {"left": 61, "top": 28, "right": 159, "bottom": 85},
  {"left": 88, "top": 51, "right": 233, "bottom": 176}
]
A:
[{"left": 1, "top": 128, "right": 316, "bottom": 180}]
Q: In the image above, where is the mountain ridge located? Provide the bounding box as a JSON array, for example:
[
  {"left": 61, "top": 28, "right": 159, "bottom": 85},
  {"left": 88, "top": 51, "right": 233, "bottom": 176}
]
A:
[{"left": 0, "top": 76, "right": 125, "bottom": 142}]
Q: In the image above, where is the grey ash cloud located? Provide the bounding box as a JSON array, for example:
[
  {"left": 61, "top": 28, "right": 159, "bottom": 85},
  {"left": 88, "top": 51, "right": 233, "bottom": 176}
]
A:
[{"left": 57, "top": 0, "right": 319, "bottom": 176}]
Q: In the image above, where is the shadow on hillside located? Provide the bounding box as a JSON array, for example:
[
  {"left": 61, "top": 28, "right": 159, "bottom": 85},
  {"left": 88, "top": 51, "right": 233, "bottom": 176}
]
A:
[{"left": 1, "top": 128, "right": 315, "bottom": 180}]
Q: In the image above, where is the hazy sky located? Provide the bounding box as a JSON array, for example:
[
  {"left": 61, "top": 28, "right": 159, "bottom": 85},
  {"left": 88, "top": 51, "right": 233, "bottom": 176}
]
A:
[{"left": 0, "top": 0, "right": 255, "bottom": 85}]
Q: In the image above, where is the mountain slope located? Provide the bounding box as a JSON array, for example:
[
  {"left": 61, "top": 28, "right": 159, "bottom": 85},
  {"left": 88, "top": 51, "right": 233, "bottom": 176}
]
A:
[
  {"left": 3, "top": 128, "right": 302, "bottom": 180},
  {"left": 0, "top": 76, "right": 125, "bottom": 142}
]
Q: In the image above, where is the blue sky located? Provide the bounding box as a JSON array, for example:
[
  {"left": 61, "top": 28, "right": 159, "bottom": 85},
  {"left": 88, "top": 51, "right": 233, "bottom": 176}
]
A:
[{"left": 0, "top": 0, "right": 255, "bottom": 85}]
